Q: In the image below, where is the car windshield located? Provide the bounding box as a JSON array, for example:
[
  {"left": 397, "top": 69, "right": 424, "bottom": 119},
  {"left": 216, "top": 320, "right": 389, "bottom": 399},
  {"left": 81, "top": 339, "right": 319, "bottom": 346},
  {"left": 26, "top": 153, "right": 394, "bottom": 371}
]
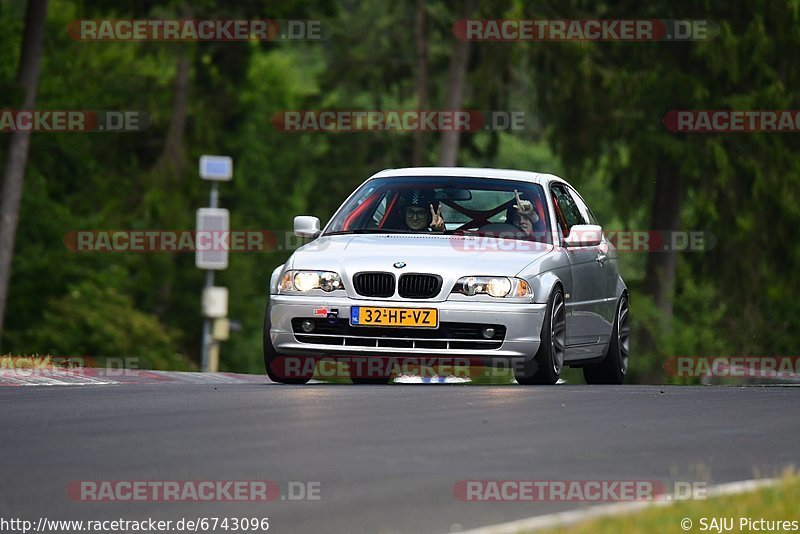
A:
[{"left": 325, "top": 177, "right": 552, "bottom": 244}]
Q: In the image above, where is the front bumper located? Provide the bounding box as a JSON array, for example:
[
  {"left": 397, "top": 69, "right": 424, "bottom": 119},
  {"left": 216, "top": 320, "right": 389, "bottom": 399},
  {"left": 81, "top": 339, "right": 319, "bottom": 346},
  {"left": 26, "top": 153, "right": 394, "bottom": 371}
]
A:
[{"left": 268, "top": 294, "right": 546, "bottom": 362}]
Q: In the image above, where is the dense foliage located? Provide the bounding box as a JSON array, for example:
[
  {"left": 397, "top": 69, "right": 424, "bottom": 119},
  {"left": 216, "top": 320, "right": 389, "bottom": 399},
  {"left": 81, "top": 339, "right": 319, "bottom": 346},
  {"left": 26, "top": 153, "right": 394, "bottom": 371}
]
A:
[{"left": 1, "top": 0, "right": 797, "bottom": 381}]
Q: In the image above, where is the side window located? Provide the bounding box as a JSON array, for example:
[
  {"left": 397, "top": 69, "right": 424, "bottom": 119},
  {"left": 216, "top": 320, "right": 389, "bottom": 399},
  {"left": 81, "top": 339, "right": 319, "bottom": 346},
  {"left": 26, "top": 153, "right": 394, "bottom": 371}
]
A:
[
  {"left": 567, "top": 186, "right": 598, "bottom": 226},
  {"left": 551, "top": 184, "right": 587, "bottom": 236}
]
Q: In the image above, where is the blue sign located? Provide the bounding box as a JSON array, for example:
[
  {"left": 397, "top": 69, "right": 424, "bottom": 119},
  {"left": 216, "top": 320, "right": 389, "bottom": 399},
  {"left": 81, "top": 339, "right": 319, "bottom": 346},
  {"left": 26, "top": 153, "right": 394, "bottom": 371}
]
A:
[{"left": 199, "top": 155, "right": 233, "bottom": 181}]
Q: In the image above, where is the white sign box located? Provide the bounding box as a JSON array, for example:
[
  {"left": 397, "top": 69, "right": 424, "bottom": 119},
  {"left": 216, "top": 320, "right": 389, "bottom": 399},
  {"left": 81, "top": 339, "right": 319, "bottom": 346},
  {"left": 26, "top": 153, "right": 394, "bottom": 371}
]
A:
[
  {"left": 195, "top": 208, "right": 230, "bottom": 270},
  {"left": 202, "top": 287, "right": 229, "bottom": 318}
]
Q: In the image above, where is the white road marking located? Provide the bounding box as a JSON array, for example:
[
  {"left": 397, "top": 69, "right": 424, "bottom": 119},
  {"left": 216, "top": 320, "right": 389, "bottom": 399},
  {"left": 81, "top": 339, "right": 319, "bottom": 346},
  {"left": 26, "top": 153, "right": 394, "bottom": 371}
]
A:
[{"left": 394, "top": 375, "right": 471, "bottom": 384}]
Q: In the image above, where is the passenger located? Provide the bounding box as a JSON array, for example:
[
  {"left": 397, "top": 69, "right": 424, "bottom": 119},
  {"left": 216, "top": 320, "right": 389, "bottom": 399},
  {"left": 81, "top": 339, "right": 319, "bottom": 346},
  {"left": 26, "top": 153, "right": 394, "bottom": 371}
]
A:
[{"left": 510, "top": 189, "right": 541, "bottom": 236}]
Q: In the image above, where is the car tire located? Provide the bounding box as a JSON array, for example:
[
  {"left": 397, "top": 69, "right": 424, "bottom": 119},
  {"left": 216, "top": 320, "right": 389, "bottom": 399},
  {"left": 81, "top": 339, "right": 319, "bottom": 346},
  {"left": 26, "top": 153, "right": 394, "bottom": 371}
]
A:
[
  {"left": 515, "top": 287, "right": 566, "bottom": 385},
  {"left": 583, "top": 293, "right": 630, "bottom": 385},
  {"left": 263, "top": 304, "right": 314, "bottom": 384}
]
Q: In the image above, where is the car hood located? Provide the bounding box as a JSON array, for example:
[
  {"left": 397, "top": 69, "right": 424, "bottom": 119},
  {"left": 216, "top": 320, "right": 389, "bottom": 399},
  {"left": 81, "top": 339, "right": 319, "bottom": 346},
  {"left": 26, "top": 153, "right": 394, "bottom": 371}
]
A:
[{"left": 288, "top": 234, "right": 553, "bottom": 300}]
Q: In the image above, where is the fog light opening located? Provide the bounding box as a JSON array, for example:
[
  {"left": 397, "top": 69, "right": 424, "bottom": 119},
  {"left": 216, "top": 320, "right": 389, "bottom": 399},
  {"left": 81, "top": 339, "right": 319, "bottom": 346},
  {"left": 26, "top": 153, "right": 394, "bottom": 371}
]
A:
[{"left": 301, "top": 320, "right": 315, "bottom": 333}]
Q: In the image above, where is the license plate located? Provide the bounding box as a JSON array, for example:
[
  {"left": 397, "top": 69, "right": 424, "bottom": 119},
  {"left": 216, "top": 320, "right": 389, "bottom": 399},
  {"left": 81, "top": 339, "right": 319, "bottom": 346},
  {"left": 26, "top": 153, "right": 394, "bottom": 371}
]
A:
[{"left": 350, "top": 306, "right": 438, "bottom": 328}]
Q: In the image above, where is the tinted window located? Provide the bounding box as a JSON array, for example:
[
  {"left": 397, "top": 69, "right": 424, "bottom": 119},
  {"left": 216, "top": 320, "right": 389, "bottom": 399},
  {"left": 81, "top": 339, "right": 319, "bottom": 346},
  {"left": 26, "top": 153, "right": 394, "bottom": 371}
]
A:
[
  {"left": 567, "top": 186, "right": 599, "bottom": 226},
  {"left": 551, "top": 183, "right": 587, "bottom": 236}
]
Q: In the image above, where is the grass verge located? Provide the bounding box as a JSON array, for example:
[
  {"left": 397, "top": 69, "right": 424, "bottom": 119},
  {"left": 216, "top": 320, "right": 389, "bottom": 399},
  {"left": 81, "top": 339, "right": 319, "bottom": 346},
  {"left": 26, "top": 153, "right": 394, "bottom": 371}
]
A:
[{"left": 536, "top": 472, "right": 799, "bottom": 534}]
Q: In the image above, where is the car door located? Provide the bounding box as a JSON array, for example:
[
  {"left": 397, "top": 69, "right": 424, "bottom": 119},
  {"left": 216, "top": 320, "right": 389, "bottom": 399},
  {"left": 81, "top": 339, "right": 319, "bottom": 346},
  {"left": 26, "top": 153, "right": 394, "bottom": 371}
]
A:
[
  {"left": 568, "top": 186, "right": 619, "bottom": 343},
  {"left": 550, "top": 183, "right": 607, "bottom": 348}
]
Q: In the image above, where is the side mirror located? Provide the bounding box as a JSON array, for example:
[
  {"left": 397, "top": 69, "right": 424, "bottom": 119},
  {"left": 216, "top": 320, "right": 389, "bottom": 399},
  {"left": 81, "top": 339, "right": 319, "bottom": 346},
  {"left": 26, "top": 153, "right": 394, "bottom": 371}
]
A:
[
  {"left": 294, "top": 216, "right": 321, "bottom": 238},
  {"left": 564, "top": 224, "right": 603, "bottom": 247}
]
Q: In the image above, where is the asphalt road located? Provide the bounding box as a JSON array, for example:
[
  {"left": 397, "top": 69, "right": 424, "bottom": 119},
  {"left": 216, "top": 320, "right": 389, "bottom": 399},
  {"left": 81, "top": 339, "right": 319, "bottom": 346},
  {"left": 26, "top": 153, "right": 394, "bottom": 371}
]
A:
[{"left": 1, "top": 382, "right": 798, "bottom": 533}]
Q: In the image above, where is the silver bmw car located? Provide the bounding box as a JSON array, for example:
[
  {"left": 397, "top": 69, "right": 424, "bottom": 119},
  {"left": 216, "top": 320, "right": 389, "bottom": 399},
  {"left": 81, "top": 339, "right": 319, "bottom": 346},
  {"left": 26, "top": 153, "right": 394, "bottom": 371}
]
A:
[{"left": 264, "top": 167, "right": 630, "bottom": 385}]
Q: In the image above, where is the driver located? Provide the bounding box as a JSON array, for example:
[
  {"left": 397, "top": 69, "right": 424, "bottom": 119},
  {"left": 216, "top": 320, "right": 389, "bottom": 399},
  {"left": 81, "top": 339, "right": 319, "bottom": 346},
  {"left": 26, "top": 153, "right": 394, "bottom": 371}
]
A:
[{"left": 400, "top": 189, "right": 445, "bottom": 232}]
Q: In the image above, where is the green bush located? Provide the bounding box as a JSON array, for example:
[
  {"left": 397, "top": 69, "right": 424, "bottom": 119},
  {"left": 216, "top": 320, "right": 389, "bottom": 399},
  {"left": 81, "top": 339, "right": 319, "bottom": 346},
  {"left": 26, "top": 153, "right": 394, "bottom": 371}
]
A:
[{"left": 28, "top": 279, "right": 192, "bottom": 371}]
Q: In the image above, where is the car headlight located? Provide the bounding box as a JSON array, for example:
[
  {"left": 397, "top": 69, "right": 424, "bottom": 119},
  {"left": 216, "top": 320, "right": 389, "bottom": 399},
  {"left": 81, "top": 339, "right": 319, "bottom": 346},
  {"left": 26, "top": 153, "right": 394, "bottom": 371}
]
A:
[
  {"left": 453, "top": 276, "right": 531, "bottom": 298},
  {"left": 279, "top": 270, "right": 343, "bottom": 293}
]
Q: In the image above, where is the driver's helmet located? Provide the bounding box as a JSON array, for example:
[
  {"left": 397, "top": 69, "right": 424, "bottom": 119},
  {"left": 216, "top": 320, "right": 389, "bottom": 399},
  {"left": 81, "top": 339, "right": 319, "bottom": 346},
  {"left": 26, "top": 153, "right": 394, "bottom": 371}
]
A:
[{"left": 399, "top": 188, "right": 437, "bottom": 210}]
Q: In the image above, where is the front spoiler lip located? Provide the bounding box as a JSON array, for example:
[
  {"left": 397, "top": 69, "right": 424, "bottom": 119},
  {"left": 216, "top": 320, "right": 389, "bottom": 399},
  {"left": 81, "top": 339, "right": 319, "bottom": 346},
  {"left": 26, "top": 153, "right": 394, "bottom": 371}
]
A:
[
  {"left": 268, "top": 294, "right": 547, "bottom": 360},
  {"left": 273, "top": 341, "right": 527, "bottom": 356}
]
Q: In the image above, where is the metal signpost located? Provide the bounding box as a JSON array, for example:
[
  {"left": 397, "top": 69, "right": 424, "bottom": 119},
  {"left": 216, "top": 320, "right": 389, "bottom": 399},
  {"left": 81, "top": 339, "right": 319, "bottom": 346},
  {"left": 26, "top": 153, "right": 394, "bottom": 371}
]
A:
[{"left": 197, "top": 155, "right": 233, "bottom": 372}]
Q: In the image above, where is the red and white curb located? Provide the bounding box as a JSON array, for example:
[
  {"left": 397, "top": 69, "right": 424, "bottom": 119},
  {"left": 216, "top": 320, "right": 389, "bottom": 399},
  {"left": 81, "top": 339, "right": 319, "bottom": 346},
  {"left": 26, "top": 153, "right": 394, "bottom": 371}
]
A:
[{"left": 0, "top": 368, "right": 267, "bottom": 386}]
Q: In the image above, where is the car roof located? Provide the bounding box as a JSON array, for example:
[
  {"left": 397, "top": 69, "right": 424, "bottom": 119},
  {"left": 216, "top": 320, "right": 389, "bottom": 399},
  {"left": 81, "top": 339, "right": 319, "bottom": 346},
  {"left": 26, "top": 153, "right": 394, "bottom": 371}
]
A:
[{"left": 369, "top": 167, "right": 565, "bottom": 185}]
